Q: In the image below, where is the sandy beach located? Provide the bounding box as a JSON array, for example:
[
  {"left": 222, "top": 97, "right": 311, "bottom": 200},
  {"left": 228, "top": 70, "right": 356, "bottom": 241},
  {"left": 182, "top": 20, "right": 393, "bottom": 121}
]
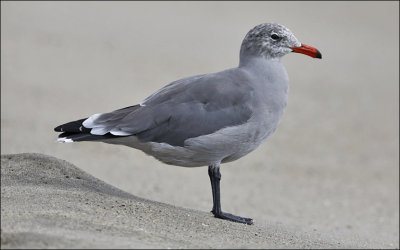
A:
[
  {"left": 1, "top": 1, "right": 399, "bottom": 248},
  {"left": 0, "top": 153, "right": 387, "bottom": 248}
]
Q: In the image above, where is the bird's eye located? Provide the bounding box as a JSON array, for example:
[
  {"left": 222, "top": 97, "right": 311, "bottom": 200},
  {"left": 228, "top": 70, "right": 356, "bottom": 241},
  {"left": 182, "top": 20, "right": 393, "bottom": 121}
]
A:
[{"left": 271, "top": 34, "right": 280, "bottom": 40}]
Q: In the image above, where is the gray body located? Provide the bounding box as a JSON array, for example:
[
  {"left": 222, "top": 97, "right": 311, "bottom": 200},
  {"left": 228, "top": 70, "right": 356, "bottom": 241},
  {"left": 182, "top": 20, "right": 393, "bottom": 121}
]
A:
[{"left": 103, "top": 59, "right": 288, "bottom": 167}]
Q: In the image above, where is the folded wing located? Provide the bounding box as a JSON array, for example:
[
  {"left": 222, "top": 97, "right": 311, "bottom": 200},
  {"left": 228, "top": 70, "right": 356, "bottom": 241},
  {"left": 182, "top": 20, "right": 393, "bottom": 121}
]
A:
[{"left": 55, "top": 70, "right": 255, "bottom": 147}]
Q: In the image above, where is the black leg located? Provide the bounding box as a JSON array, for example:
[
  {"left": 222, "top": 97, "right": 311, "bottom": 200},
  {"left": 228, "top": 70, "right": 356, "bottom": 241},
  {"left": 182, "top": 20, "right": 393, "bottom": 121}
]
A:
[
  {"left": 208, "top": 166, "right": 217, "bottom": 214},
  {"left": 208, "top": 164, "right": 253, "bottom": 225}
]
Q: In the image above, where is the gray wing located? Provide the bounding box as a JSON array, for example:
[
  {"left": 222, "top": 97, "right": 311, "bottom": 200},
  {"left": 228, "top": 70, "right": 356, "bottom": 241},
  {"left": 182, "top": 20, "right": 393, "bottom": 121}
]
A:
[{"left": 83, "top": 69, "right": 255, "bottom": 147}]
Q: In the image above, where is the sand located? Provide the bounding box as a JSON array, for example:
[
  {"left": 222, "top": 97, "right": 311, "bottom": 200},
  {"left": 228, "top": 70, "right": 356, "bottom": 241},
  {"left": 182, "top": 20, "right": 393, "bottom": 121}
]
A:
[
  {"left": 1, "top": 1, "right": 399, "bottom": 249},
  {"left": 0, "top": 153, "right": 386, "bottom": 248}
]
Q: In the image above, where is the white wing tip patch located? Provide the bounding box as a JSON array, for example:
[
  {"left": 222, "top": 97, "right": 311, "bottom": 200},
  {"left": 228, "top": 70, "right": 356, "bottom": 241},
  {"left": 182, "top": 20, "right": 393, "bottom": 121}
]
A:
[
  {"left": 110, "top": 130, "right": 132, "bottom": 136},
  {"left": 82, "top": 113, "right": 102, "bottom": 128},
  {"left": 57, "top": 137, "right": 74, "bottom": 143},
  {"left": 90, "top": 127, "right": 109, "bottom": 135}
]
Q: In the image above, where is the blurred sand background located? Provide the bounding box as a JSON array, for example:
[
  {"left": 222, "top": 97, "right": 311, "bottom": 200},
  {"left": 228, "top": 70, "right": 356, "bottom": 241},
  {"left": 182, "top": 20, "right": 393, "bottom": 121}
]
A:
[{"left": 1, "top": 1, "right": 399, "bottom": 248}]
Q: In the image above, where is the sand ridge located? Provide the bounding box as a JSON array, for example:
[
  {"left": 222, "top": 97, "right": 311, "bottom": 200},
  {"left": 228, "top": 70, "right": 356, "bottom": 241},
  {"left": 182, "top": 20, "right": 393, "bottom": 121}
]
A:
[{"left": 0, "top": 153, "right": 377, "bottom": 248}]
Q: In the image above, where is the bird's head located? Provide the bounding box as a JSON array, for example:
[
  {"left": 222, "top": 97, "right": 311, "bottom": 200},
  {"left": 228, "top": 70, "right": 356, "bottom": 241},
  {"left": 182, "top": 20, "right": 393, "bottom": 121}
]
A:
[{"left": 240, "top": 23, "right": 322, "bottom": 60}]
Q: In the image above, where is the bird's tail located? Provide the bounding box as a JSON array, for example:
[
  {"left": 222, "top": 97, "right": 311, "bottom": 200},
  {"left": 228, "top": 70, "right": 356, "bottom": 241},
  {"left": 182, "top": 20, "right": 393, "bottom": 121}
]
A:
[
  {"left": 54, "top": 105, "right": 141, "bottom": 143},
  {"left": 54, "top": 118, "right": 116, "bottom": 142}
]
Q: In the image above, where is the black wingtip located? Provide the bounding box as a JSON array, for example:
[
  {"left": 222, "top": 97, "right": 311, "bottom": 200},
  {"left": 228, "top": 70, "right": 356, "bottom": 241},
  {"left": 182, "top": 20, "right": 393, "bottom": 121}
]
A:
[
  {"left": 54, "top": 118, "right": 88, "bottom": 133},
  {"left": 54, "top": 125, "right": 63, "bottom": 132}
]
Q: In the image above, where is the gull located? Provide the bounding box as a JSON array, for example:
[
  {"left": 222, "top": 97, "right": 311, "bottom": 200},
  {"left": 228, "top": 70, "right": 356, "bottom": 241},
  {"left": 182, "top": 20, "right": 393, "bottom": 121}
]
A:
[{"left": 55, "top": 23, "right": 321, "bottom": 225}]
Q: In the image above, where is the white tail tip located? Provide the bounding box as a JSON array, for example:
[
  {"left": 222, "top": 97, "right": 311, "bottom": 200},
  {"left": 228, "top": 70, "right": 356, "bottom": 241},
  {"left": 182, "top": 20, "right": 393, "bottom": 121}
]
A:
[{"left": 57, "top": 137, "right": 74, "bottom": 143}]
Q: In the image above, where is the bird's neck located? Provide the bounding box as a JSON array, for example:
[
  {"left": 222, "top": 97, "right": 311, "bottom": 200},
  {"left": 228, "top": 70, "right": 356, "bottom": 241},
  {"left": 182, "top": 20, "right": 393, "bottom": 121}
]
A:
[
  {"left": 238, "top": 54, "right": 282, "bottom": 71},
  {"left": 238, "top": 54, "right": 289, "bottom": 92}
]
